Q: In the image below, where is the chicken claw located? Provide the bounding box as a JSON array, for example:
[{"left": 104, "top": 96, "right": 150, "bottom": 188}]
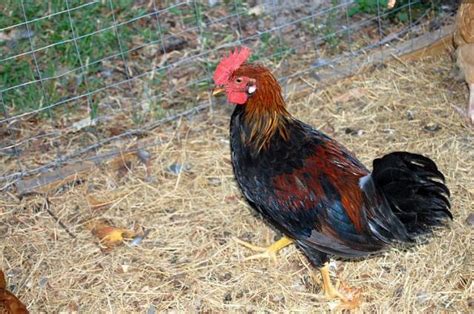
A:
[
  {"left": 233, "top": 236, "right": 293, "bottom": 262},
  {"left": 318, "top": 263, "right": 361, "bottom": 309}
]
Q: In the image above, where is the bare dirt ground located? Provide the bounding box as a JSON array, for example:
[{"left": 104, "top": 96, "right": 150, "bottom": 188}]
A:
[{"left": 1, "top": 53, "right": 472, "bottom": 312}]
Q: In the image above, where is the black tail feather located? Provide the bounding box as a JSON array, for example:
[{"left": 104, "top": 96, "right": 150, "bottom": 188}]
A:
[{"left": 372, "top": 152, "right": 452, "bottom": 237}]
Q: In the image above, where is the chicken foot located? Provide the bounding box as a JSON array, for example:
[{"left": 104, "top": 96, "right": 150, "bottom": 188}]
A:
[
  {"left": 235, "top": 237, "right": 361, "bottom": 307},
  {"left": 319, "top": 263, "right": 348, "bottom": 301},
  {"left": 317, "top": 263, "right": 361, "bottom": 309},
  {"left": 233, "top": 236, "right": 293, "bottom": 262}
]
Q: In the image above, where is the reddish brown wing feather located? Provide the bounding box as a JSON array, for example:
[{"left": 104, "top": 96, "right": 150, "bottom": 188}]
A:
[
  {"left": 271, "top": 140, "right": 369, "bottom": 234},
  {"left": 315, "top": 142, "right": 368, "bottom": 233}
]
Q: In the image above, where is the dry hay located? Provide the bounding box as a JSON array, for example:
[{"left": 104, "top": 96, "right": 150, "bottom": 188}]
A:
[{"left": 0, "top": 53, "right": 473, "bottom": 313}]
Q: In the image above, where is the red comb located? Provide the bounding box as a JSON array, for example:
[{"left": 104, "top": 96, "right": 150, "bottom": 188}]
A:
[{"left": 213, "top": 47, "right": 251, "bottom": 85}]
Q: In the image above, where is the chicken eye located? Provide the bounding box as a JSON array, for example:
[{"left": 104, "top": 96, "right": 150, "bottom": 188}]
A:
[{"left": 235, "top": 78, "right": 243, "bottom": 83}]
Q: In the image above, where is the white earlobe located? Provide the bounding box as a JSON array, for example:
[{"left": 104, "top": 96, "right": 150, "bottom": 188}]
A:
[{"left": 248, "top": 85, "right": 257, "bottom": 94}]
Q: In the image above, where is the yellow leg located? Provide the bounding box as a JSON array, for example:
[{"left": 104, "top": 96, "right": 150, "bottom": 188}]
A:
[
  {"left": 233, "top": 236, "right": 293, "bottom": 262},
  {"left": 319, "top": 263, "right": 349, "bottom": 301},
  {"left": 318, "top": 263, "right": 362, "bottom": 309}
]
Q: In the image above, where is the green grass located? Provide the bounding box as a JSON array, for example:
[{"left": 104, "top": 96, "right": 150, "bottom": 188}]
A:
[
  {"left": 349, "top": 0, "right": 388, "bottom": 16},
  {"left": 349, "top": 0, "right": 443, "bottom": 23},
  {"left": 0, "top": 0, "right": 159, "bottom": 118}
]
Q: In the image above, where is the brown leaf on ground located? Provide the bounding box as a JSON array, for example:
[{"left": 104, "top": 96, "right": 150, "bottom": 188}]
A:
[
  {"left": 88, "top": 220, "right": 136, "bottom": 250},
  {"left": 0, "top": 270, "right": 29, "bottom": 314}
]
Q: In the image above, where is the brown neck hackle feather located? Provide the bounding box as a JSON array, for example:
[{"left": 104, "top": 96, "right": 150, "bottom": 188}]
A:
[{"left": 234, "top": 64, "right": 292, "bottom": 152}]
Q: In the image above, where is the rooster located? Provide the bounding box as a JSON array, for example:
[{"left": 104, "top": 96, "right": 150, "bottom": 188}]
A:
[{"left": 212, "top": 47, "right": 453, "bottom": 303}]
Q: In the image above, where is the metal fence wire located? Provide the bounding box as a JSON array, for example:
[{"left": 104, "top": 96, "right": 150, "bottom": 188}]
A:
[{"left": 0, "top": 0, "right": 458, "bottom": 189}]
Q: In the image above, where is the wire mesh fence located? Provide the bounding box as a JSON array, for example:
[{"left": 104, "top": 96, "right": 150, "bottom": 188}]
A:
[{"left": 0, "top": 0, "right": 458, "bottom": 189}]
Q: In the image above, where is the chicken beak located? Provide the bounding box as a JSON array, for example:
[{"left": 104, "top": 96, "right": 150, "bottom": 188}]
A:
[{"left": 212, "top": 87, "right": 225, "bottom": 97}]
